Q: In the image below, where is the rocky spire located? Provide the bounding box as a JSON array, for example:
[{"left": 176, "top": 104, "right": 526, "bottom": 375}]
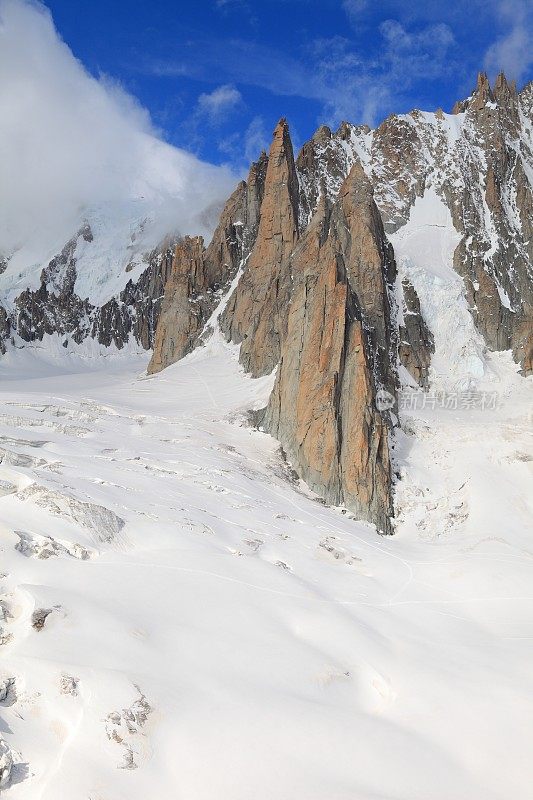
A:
[
  {"left": 220, "top": 118, "right": 300, "bottom": 376},
  {"left": 263, "top": 162, "right": 395, "bottom": 532},
  {"left": 148, "top": 153, "right": 268, "bottom": 375},
  {"left": 469, "top": 71, "right": 494, "bottom": 111},
  {"left": 493, "top": 71, "right": 517, "bottom": 104},
  {"left": 147, "top": 235, "right": 206, "bottom": 374},
  {"left": 243, "top": 150, "right": 269, "bottom": 251}
]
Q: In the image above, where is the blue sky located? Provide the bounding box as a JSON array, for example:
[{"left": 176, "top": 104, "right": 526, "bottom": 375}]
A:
[{"left": 42, "top": 0, "right": 533, "bottom": 169}]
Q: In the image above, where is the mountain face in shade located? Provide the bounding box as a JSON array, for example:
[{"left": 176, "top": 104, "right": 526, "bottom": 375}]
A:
[{"left": 1, "top": 72, "right": 532, "bottom": 531}]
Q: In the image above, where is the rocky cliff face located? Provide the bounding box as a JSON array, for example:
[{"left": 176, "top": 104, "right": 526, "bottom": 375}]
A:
[
  {"left": 1, "top": 73, "right": 531, "bottom": 532},
  {"left": 148, "top": 152, "right": 268, "bottom": 374},
  {"left": 219, "top": 119, "right": 300, "bottom": 377},
  {"left": 361, "top": 72, "right": 533, "bottom": 374},
  {"left": 262, "top": 165, "right": 395, "bottom": 532},
  {"left": 147, "top": 73, "right": 532, "bottom": 531}
]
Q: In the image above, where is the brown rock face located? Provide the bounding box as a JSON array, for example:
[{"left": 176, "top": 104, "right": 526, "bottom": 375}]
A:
[
  {"left": 148, "top": 181, "right": 246, "bottom": 373},
  {"left": 220, "top": 119, "right": 300, "bottom": 377},
  {"left": 150, "top": 119, "right": 396, "bottom": 530},
  {"left": 148, "top": 236, "right": 207, "bottom": 373},
  {"left": 371, "top": 114, "right": 427, "bottom": 233},
  {"left": 263, "top": 164, "right": 395, "bottom": 533},
  {"left": 148, "top": 153, "right": 268, "bottom": 374}
]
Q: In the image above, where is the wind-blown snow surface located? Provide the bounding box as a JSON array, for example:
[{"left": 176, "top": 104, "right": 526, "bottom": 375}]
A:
[{"left": 0, "top": 335, "right": 532, "bottom": 799}]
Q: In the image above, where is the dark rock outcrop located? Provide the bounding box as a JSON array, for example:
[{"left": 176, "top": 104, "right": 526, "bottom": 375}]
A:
[
  {"left": 0, "top": 306, "right": 11, "bottom": 354},
  {"left": 2, "top": 226, "right": 176, "bottom": 354},
  {"left": 452, "top": 73, "right": 533, "bottom": 373},
  {"left": 98, "top": 239, "right": 175, "bottom": 350},
  {"left": 15, "top": 230, "right": 93, "bottom": 345},
  {"left": 398, "top": 279, "right": 434, "bottom": 387}
]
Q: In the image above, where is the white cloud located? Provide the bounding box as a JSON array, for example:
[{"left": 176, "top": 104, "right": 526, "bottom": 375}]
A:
[
  {"left": 379, "top": 20, "right": 455, "bottom": 80},
  {"left": 196, "top": 84, "right": 242, "bottom": 122},
  {"left": 217, "top": 115, "right": 267, "bottom": 174},
  {"left": 342, "top": 0, "right": 368, "bottom": 21},
  {"left": 484, "top": 0, "right": 533, "bottom": 82},
  {"left": 301, "top": 20, "right": 455, "bottom": 126},
  {"left": 0, "top": 0, "right": 236, "bottom": 262},
  {"left": 243, "top": 116, "right": 268, "bottom": 163},
  {"left": 380, "top": 20, "right": 454, "bottom": 56}
]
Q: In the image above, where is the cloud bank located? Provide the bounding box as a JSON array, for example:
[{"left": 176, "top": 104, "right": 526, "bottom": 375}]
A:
[
  {"left": 484, "top": 0, "right": 533, "bottom": 82},
  {"left": 197, "top": 84, "right": 242, "bottom": 123},
  {"left": 0, "top": 0, "right": 237, "bottom": 261}
]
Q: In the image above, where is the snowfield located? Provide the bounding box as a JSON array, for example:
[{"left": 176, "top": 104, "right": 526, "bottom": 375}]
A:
[
  {"left": 1, "top": 1, "right": 532, "bottom": 795},
  {"left": 0, "top": 334, "right": 532, "bottom": 799}
]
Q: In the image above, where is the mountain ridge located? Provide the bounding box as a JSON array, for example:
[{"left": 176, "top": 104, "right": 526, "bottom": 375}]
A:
[
  {"left": 147, "top": 71, "right": 533, "bottom": 529},
  {"left": 1, "top": 71, "right": 532, "bottom": 531}
]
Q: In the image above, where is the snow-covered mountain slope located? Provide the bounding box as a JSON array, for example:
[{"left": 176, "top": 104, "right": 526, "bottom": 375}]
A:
[
  {"left": 0, "top": 336, "right": 531, "bottom": 799},
  {"left": 0, "top": 0, "right": 236, "bottom": 357},
  {"left": 0, "top": 141, "right": 233, "bottom": 311},
  {"left": 0, "top": 144, "right": 235, "bottom": 357}
]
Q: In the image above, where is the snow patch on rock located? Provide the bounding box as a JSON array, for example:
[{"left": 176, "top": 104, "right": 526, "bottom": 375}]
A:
[{"left": 390, "top": 188, "right": 486, "bottom": 390}]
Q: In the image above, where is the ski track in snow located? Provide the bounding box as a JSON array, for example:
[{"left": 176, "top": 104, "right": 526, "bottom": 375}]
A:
[{"left": 0, "top": 336, "right": 532, "bottom": 799}]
